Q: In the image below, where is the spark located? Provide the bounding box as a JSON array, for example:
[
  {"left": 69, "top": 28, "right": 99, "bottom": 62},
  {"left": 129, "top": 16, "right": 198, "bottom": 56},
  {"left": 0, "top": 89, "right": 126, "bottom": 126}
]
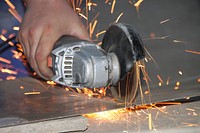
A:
[
  {"left": 128, "top": 0, "right": 133, "bottom": 5},
  {"left": 1, "top": 68, "right": 17, "bottom": 75},
  {"left": 174, "top": 86, "right": 179, "bottom": 90},
  {"left": 47, "top": 81, "right": 57, "bottom": 85},
  {"left": 8, "top": 8, "right": 22, "bottom": 22},
  {"left": 144, "top": 46, "right": 160, "bottom": 68},
  {"left": 11, "top": 50, "right": 23, "bottom": 59},
  {"left": 155, "top": 35, "right": 170, "bottom": 40},
  {"left": 0, "top": 34, "right": 7, "bottom": 41},
  {"left": 69, "top": 0, "right": 76, "bottom": 11},
  {"left": 198, "top": 78, "right": 200, "bottom": 83},
  {"left": 156, "top": 102, "right": 181, "bottom": 105},
  {"left": 1, "top": 33, "right": 15, "bottom": 46},
  {"left": 33, "top": 72, "right": 37, "bottom": 76},
  {"left": 67, "top": 87, "right": 77, "bottom": 93},
  {"left": 96, "top": 30, "right": 106, "bottom": 38},
  {"left": 135, "top": 110, "right": 141, "bottom": 115},
  {"left": 186, "top": 108, "right": 195, "bottom": 112},
  {"left": 5, "top": 0, "right": 15, "bottom": 9},
  {"left": 155, "top": 111, "right": 159, "bottom": 120},
  {"left": 173, "top": 40, "right": 188, "bottom": 44},
  {"left": 158, "top": 82, "right": 162, "bottom": 87},
  {"left": 111, "top": 0, "right": 116, "bottom": 14},
  {"left": 91, "top": 20, "right": 98, "bottom": 33},
  {"left": 176, "top": 81, "right": 180, "bottom": 86},
  {"left": 193, "top": 112, "right": 198, "bottom": 116},
  {"left": 141, "top": 109, "right": 148, "bottom": 115},
  {"left": 151, "top": 105, "right": 169, "bottom": 115},
  {"left": 13, "top": 26, "right": 20, "bottom": 31},
  {"left": 148, "top": 113, "right": 152, "bottom": 130},
  {"left": 0, "top": 57, "right": 11, "bottom": 64},
  {"left": 157, "top": 75, "right": 164, "bottom": 83},
  {"left": 160, "top": 19, "right": 170, "bottom": 24},
  {"left": 97, "top": 42, "right": 102, "bottom": 45},
  {"left": 144, "top": 57, "right": 148, "bottom": 62},
  {"left": 87, "top": 1, "right": 97, "bottom": 11},
  {"left": 89, "top": 20, "right": 98, "bottom": 37},
  {"left": 6, "top": 76, "right": 16, "bottom": 80},
  {"left": 65, "top": 87, "right": 70, "bottom": 91},
  {"left": 72, "top": 86, "right": 108, "bottom": 99},
  {"left": 16, "top": 43, "right": 23, "bottom": 52},
  {"left": 24, "top": 91, "right": 41, "bottom": 95},
  {"left": 144, "top": 90, "right": 149, "bottom": 95},
  {"left": 8, "top": 41, "right": 14, "bottom": 46},
  {"left": 20, "top": 86, "right": 24, "bottom": 90},
  {"left": 105, "top": 0, "right": 110, "bottom": 4},
  {"left": 182, "top": 123, "right": 199, "bottom": 127},
  {"left": 186, "top": 97, "right": 190, "bottom": 100},
  {"left": 76, "top": 88, "right": 82, "bottom": 93},
  {"left": 175, "top": 81, "right": 180, "bottom": 89},
  {"left": 166, "top": 76, "right": 170, "bottom": 85},
  {"left": 178, "top": 71, "right": 183, "bottom": 75},
  {"left": 79, "top": 13, "right": 88, "bottom": 20},
  {"left": 85, "top": 0, "right": 89, "bottom": 27},
  {"left": 98, "top": 88, "right": 105, "bottom": 95},
  {"left": 83, "top": 108, "right": 130, "bottom": 121},
  {"left": 115, "top": 12, "right": 123, "bottom": 23},
  {"left": 185, "top": 50, "right": 200, "bottom": 55},
  {"left": 134, "top": 0, "right": 143, "bottom": 13},
  {"left": 82, "top": 88, "right": 98, "bottom": 98},
  {"left": 138, "top": 61, "right": 151, "bottom": 104},
  {"left": 75, "top": 7, "right": 81, "bottom": 13}
]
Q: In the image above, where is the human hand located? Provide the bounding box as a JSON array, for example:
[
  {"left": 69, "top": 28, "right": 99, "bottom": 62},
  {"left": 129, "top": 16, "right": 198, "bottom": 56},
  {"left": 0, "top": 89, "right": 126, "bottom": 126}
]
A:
[{"left": 17, "top": 0, "right": 90, "bottom": 80}]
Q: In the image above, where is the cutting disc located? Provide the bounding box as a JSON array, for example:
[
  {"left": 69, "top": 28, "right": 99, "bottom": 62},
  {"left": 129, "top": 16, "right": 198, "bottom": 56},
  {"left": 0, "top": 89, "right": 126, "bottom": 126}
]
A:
[{"left": 101, "top": 23, "right": 145, "bottom": 104}]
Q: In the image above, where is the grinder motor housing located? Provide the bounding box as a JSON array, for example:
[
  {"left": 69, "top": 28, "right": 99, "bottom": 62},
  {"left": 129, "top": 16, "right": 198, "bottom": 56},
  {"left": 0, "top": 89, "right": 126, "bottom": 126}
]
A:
[
  {"left": 51, "top": 23, "right": 145, "bottom": 90},
  {"left": 51, "top": 36, "right": 120, "bottom": 88}
]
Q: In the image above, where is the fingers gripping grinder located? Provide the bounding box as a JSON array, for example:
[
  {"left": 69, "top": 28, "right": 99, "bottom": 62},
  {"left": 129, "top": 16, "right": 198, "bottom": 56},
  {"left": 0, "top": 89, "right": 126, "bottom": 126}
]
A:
[{"left": 51, "top": 23, "right": 145, "bottom": 102}]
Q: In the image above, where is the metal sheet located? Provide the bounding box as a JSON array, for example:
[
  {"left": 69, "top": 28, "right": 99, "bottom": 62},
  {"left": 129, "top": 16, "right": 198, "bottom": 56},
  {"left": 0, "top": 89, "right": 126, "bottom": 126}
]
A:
[
  {"left": 0, "top": 76, "right": 200, "bottom": 128},
  {"left": 0, "top": 77, "right": 120, "bottom": 127}
]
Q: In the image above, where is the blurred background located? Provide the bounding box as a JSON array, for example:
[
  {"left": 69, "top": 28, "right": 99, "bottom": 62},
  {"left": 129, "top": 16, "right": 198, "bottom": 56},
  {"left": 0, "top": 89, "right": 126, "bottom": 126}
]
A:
[{"left": 0, "top": 0, "right": 200, "bottom": 90}]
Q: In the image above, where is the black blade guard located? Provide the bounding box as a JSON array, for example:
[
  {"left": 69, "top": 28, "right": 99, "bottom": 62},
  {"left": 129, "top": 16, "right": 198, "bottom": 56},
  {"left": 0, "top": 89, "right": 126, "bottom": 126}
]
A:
[{"left": 101, "top": 23, "right": 145, "bottom": 104}]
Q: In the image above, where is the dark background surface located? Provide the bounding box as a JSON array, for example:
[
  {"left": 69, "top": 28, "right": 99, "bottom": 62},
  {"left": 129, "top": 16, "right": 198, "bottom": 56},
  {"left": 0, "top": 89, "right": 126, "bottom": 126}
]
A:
[{"left": 90, "top": 0, "right": 200, "bottom": 88}]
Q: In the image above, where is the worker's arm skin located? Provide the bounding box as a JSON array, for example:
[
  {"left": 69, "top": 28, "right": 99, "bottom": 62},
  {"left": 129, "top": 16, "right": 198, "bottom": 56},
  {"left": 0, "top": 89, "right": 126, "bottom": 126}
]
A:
[{"left": 17, "top": 0, "right": 90, "bottom": 80}]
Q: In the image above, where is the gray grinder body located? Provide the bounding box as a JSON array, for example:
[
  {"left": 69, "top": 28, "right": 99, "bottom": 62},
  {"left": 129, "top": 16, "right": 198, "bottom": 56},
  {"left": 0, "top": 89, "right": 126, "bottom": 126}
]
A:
[{"left": 51, "top": 23, "right": 145, "bottom": 89}]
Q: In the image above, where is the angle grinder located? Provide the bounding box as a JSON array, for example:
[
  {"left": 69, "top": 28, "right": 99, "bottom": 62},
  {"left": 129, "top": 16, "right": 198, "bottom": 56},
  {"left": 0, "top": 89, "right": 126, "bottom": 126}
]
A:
[{"left": 51, "top": 23, "right": 145, "bottom": 103}]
